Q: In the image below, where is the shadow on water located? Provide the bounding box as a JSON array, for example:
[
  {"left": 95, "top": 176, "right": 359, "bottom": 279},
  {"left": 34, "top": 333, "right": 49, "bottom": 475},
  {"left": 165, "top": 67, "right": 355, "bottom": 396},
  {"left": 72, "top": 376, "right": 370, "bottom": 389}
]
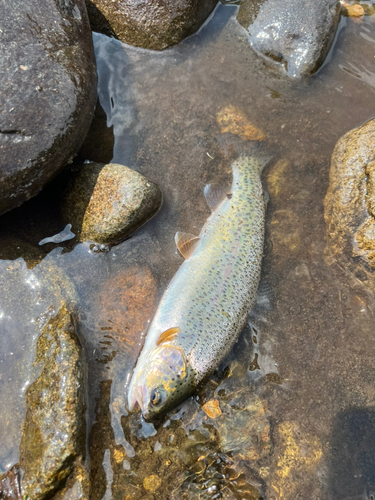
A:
[{"left": 329, "top": 408, "right": 375, "bottom": 500}]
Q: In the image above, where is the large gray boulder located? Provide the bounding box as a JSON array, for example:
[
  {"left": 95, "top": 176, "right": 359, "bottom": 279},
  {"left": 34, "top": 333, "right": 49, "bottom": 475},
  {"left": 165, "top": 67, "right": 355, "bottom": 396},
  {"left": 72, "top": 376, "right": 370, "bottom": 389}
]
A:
[
  {"left": 85, "top": 0, "right": 218, "bottom": 50},
  {"left": 238, "top": 0, "right": 341, "bottom": 78},
  {"left": 0, "top": 0, "right": 97, "bottom": 216}
]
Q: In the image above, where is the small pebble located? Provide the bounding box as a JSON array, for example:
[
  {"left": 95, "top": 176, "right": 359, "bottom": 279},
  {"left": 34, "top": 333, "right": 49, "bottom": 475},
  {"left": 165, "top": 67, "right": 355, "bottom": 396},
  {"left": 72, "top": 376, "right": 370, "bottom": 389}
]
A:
[
  {"left": 342, "top": 1, "right": 365, "bottom": 18},
  {"left": 154, "top": 441, "right": 162, "bottom": 452},
  {"left": 202, "top": 399, "right": 222, "bottom": 419},
  {"left": 143, "top": 474, "right": 161, "bottom": 492},
  {"left": 113, "top": 448, "right": 126, "bottom": 464}
]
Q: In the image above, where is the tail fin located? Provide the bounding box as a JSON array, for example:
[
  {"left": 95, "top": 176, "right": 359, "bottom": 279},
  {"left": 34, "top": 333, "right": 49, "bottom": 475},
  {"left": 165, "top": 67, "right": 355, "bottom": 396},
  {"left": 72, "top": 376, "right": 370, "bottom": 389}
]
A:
[{"left": 217, "top": 133, "right": 272, "bottom": 174}]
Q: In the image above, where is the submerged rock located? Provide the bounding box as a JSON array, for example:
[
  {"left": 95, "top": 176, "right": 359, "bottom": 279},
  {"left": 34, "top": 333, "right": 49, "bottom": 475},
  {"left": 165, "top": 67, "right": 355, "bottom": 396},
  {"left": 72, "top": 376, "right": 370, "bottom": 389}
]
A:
[
  {"left": 216, "top": 105, "right": 266, "bottom": 142},
  {"left": 19, "top": 305, "right": 85, "bottom": 500},
  {"left": 95, "top": 265, "right": 158, "bottom": 363},
  {"left": 0, "top": 259, "right": 78, "bottom": 474},
  {"left": 62, "top": 162, "right": 162, "bottom": 245},
  {"left": 270, "top": 421, "right": 322, "bottom": 499},
  {"left": 0, "top": 0, "right": 97, "bottom": 216},
  {"left": 238, "top": 0, "right": 341, "bottom": 78},
  {"left": 324, "top": 119, "right": 375, "bottom": 268},
  {"left": 85, "top": 0, "right": 218, "bottom": 50},
  {"left": 341, "top": 1, "right": 365, "bottom": 19},
  {"left": 212, "top": 380, "right": 271, "bottom": 462}
]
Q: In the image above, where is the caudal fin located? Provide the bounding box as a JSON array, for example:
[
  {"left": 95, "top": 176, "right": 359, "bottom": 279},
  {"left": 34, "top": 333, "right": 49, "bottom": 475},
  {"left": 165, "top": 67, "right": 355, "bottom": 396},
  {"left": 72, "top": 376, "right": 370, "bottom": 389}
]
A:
[{"left": 217, "top": 133, "right": 272, "bottom": 174}]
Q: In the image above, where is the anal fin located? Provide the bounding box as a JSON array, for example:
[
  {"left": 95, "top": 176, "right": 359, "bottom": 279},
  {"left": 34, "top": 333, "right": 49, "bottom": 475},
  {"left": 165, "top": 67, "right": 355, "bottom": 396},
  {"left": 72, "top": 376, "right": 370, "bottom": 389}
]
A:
[{"left": 175, "top": 232, "right": 200, "bottom": 259}]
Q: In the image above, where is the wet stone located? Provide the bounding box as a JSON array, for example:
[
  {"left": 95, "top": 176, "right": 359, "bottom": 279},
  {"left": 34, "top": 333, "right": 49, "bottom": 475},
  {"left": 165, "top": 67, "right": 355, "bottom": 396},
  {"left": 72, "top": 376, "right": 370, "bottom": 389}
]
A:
[
  {"left": 62, "top": 162, "right": 162, "bottom": 245},
  {"left": 0, "top": 465, "right": 23, "bottom": 500},
  {"left": 213, "top": 387, "right": 271, "bottom": 462},
  {"left": 18, "top": 304, "right": 85, "bottom": 500},
  {"left": 85, "top": 0, "right": 218, "bottom": 50},
  {"left": 143, "top": 474, "right": 161, "bottom": 493},
  {"left": 0, "top": 258, "right": 78, "bottom": 475},
  {"left": 202, "top": 399, "right": 222, "bottom": 419},
  {"left": 95, "top": 265, "right": 158, "bottom": 364},
  {"left": 216, "top": 105, "right": 266, "bottom": 142},
  {"left": 324, "top": 118, "right": 375, "bottom": 269},
  {"left": 342, "top": 0, "right": 365, "bottom": 19},
  {"left": 0, "top": 0, "right": 97, "bottom": 215},
  {"left": 238, "top": 0, "right": 341, "bottom": 78}
]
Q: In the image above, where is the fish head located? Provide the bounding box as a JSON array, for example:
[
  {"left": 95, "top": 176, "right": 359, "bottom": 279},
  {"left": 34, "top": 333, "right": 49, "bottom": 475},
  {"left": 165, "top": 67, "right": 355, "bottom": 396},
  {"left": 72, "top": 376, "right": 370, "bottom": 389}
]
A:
[{"left": 128, "top": 344, "right": 195, "bottom": 419}]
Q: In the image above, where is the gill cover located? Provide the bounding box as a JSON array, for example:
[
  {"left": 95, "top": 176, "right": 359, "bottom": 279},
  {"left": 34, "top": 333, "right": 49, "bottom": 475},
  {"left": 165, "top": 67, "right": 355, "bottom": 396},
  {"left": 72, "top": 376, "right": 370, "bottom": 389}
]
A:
[{"left": 128, "top": 344, "right": 195, "bottom": 419}]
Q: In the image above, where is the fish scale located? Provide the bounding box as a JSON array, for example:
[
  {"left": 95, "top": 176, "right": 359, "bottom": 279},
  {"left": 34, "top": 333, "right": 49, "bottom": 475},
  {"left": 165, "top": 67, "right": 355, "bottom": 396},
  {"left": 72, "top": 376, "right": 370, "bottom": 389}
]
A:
[{"left": 128, "top": 149, "right": 268, "bottom": 418}]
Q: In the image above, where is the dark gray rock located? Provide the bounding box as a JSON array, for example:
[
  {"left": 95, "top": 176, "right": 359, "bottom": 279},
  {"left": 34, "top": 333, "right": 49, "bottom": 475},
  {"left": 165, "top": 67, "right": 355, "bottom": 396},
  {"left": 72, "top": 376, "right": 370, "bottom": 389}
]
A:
[
  {"left": 85, "top": 0, "right": 218, "bottom": 50},
  {"left": 0, "top": 0, "right": 97, "bottom": 216},
  {"left": 238, "top": 0, "right": 341, "bottom": 78},
  {"left": 19, "top": 305, "right": 85, "bottom": 500}
]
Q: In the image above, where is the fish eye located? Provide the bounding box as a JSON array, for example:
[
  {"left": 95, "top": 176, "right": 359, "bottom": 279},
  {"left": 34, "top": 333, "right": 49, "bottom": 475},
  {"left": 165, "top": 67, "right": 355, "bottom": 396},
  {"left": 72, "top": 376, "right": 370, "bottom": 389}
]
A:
[{"left": 150, "top": 388, "right": 164, "bottom": 407}]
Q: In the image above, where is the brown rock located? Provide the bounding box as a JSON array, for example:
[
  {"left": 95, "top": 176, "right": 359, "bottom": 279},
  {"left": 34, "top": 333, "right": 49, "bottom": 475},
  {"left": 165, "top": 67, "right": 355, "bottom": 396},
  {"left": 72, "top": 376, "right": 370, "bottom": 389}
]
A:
[
  {"left": 143, "top": 474, "right": 161, "bottom": 492},
  {"left": 324, "top": 119, "right": 375, "bottom": 267},
  {"left": 85, "top": 0, "right": 218, "bottom": 50},
  {"left": 62, "top": 162, "right": 162, "bottom": 245},
  {"left": 96, "top": 266, "right": 158, "bottom": 359},
  {"left": 216, "top": 105, "right": 266, "bottom": 142},
  {"left": 19, "top": 305, "right": 85, "bottom": 500},
  {"left": 270, "top": 421, "right": 322, "bottom": 499},
  {"left": 216, "top": 391, "right": 270, "bottom": 461},
  {"left": 342, "top": 1, "right": 365, "bottom": 18},
  {"left": 202, "top": 399, "right": 222, "bottom": 419}
]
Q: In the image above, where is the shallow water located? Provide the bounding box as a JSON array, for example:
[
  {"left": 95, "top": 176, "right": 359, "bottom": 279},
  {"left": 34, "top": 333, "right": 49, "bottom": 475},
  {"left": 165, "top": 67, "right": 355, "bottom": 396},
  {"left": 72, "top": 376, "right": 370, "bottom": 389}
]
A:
[{"left": 2, "top": 3, "right": 375, "bottom": 498}]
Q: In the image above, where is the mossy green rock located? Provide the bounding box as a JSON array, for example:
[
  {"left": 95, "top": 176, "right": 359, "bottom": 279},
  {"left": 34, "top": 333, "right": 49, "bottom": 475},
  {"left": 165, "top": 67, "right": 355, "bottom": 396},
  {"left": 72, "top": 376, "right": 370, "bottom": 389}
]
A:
[
  {"left": 19, "top": 305, "right": 85, "bottom": 500},
  {"left": 62, "top": 162, "right": 162, "bottom": 245},
  {"left": 85, "top": 0, "right": 218, "bottom": 50}
]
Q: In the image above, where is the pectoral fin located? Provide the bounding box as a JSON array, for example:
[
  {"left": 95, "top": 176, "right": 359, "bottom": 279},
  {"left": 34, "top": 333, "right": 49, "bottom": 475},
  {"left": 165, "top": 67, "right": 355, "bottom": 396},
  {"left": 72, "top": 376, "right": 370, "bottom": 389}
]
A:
[
  {"left": 156, "top": 327, "right": 181, "bottom": 346},
  {"left": 175, "top": 232, "right": 200, "bottom": 259},
  {"left": 203, "top": 184, "right": 232, "bottom": 211}
]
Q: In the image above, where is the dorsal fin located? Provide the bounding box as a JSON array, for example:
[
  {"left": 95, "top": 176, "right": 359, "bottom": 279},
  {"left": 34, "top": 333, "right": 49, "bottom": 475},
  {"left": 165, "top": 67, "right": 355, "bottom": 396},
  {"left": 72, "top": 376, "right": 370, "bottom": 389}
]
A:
[
  {"left": 156, "top": 327, "right": 181, "bottom": 346},
  {"left": 203, "top": 184, "right": 232, "bottom": 211},
  {"left": 175, "top": 232, "right": 200, "bottom": 259}
]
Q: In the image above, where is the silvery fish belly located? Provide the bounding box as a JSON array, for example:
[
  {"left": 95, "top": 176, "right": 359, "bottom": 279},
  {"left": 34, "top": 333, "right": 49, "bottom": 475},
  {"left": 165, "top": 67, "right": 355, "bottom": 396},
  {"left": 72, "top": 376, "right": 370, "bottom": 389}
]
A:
[{"left": 128, "top": 147, "right": 268, "bottom": 419}]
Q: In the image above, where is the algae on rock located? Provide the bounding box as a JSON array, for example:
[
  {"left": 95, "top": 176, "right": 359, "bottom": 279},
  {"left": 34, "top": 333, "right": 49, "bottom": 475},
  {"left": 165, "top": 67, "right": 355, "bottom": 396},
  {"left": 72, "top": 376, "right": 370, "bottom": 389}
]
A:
[{"left": 19, "top": 305, "right": 86, "bottom": 500}]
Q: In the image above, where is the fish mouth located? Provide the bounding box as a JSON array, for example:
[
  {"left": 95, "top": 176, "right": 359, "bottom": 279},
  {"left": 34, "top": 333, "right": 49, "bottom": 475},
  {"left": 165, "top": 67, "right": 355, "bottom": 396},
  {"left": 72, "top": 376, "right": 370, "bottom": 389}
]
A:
[{"left": 128, "top": 384, "right": 145, "bottom": 413}]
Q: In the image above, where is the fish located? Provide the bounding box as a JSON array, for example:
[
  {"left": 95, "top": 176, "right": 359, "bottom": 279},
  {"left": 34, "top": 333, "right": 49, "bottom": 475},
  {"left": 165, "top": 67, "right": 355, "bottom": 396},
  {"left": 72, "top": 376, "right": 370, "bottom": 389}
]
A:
[{"left": 128, "top": 143, "right": 269, "bottom": 419}]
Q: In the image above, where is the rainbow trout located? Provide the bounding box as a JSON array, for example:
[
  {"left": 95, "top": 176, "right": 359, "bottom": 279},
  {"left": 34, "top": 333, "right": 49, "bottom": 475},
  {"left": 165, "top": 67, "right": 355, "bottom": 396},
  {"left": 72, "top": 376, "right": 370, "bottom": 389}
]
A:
[{"left": 128, "top": 146, "right": 269, "bottom": 419}]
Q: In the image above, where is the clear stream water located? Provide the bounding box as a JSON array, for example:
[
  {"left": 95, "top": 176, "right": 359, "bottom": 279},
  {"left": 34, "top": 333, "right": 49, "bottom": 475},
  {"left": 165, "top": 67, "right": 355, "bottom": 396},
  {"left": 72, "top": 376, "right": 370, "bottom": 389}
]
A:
[{"left": 2, "top": 3, "right": 375, "bottom": 499}]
